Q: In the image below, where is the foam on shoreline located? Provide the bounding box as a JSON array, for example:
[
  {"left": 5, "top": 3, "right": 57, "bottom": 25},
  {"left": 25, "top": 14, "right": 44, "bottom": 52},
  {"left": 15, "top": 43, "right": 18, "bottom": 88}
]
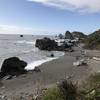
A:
[{"left": 25, "top": 57, "right": 58, "bottom": 70}]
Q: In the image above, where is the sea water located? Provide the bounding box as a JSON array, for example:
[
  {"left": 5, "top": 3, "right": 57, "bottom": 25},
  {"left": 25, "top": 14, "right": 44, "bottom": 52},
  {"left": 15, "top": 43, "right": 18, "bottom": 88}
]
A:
[{"left": 0, "top": 34, "right": 64, "bottom": 70}]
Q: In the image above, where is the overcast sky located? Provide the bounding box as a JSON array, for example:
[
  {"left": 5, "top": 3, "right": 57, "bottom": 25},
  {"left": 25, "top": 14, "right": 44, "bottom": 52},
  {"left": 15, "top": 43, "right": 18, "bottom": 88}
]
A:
[{"left": 0, "top": 0, "right": 100, "bottom": 35}]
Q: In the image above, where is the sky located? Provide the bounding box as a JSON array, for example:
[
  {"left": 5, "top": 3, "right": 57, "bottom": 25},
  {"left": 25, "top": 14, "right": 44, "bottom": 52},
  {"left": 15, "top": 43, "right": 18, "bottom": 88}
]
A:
[{"left": 0, "top": 0, "right": 100, "bottom": 35}]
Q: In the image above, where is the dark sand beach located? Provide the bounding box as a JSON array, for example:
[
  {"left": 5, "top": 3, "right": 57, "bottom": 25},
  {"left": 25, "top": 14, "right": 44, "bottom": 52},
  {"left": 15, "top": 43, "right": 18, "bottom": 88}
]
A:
[{"left": 0, "top": 48, "right": 95, "bottom": 98}]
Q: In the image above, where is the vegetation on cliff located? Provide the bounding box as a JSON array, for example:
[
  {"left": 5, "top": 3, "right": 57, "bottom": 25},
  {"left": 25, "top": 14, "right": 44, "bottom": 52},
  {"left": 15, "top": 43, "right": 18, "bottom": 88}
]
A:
[
  {"left": 84, "top": 29, "right": 100, "bottom": 49},
  {"left": 41, "top": 73, "right": 100, "bottom": 100}
]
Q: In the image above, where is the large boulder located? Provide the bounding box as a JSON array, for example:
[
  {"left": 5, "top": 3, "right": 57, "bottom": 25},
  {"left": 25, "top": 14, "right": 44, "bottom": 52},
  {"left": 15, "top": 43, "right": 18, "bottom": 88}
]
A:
[
  {"left": 35, "top": 37, "right": 58, "bottom": 51},
  {"left": 0, "top": 57, "right": 27, "bottom": 79}
]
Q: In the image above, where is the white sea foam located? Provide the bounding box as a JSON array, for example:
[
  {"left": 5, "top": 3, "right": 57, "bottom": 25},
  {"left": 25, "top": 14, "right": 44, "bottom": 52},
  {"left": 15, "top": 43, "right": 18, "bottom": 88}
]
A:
[
  {"left": 25, "top": 57, "right": 58, "bottom": 70},
  {"left": 16, "top": 40, "right": 35, "bottom": 45}
]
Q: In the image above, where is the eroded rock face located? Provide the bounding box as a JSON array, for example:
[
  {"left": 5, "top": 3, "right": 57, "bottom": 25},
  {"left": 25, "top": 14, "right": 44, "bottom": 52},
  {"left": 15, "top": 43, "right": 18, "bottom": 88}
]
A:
[
  {"left": 0, "top": 57, "right": 27, "bottom": 79},
  {"left": 35, "top": 37, "right": 58, "bottom": 51}
]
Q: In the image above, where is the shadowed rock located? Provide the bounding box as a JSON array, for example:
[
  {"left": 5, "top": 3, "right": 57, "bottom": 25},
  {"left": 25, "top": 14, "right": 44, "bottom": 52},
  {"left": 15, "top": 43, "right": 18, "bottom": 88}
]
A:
[
  {"left": 0, "top": 57, "right": 27, "bottom": 79},
  {"left": 35, "top": 37, "right": 58, "bottom": 51},
  {"left": 65, "top": 31, "right": 74, "bottom": 39},
  {"left": 35, "top": 37, "right": 72, "bottom": 51}
]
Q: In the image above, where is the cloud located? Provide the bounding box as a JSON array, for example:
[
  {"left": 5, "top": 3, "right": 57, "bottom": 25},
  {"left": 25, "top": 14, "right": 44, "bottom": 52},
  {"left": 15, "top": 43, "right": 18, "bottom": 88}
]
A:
[
  {"left": 0, "top": 24, "right": 55, "bottom": 35},
  {"left": 0, "top": 25, "right": 34, "bottom": 34},
  {"left": 27, "top": 0, "right": 100, "bottom": 13}
]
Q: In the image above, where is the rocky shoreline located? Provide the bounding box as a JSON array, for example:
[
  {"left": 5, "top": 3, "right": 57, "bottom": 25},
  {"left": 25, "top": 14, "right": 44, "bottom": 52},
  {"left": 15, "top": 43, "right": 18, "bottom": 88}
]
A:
[{"left": 0, "top": 45, "right": 99, "bottom": 99}]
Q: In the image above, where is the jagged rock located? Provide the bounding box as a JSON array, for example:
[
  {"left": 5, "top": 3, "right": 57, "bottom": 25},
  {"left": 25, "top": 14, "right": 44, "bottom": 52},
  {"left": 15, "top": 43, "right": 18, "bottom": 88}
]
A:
[
  {"left": 0, "top": 57, "right": 27, "bottom": 79},
  {"left": 65, "top": 31, "right": 74, "bottom": 39},
  {"left": 35, "top": 37, "right": 58, "bottom": 51},
  {"left": 58, "top": 34, "right": 64, "bottom": 39}
]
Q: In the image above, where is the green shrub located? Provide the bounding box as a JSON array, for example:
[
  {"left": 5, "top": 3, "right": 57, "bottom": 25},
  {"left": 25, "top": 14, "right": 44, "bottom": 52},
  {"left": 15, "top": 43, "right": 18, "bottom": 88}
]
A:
[
  {"left": 42, "top": 87, "right": 64, "bottom": 100},
  {"left": 41, "top": 74, "right": 100, "bottom": 100},
  {"left": 58, "top": 80, "right": 78, "bottom": 100}
]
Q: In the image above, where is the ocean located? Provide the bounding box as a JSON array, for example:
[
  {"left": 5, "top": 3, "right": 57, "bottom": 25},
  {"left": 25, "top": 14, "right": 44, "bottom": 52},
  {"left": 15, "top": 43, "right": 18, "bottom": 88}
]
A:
[{"left": 0, "top": 34, "right": 64, "bottom": 70}]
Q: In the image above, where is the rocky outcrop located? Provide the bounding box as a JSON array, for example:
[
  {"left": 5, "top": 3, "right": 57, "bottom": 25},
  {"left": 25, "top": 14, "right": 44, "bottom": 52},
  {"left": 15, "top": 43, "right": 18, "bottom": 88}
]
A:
[
  {"left": 35, "top": 37, "right": 58, "bottom": 51},
  {"left": 35, "top": 37, "right": 72, "bottom": 51},
  {"left": 35, "top": 37, "right": 73, "bottom": 51},
  {"left": 65, "top": 31, "right": 74, "bottom": 39},
  {"left": 0, "top": 57, "right": 27, "bottom": 79}
]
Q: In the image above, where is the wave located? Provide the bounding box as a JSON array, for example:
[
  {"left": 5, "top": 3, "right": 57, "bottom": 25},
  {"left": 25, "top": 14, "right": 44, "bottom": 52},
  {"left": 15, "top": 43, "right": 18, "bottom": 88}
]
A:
[
  {"left": 25, "top": 57, "right": 58, "bottom": 71},
  {"left": 16, "top": 40, "right": 35, "bottom": 45}
]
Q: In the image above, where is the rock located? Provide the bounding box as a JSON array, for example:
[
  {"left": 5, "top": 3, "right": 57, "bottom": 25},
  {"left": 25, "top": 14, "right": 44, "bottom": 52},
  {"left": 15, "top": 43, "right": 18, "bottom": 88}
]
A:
[
  {"left": 33, "top": 67, "right": 41, "bottom": 72},
  {"left": 50, "top": 53, "right": 54, "bottom": 57},
  {"left": 35, "top": 37, "right": 73, "bottom": 51},
  {"left": 65, "top": 31, "right": 74, "bottom": 39},
  {"left": 58, "top": 34, "right": 64, "bottom": 39},
  {"left": 35, "top": 37, "right": 58, "bottom": 51},
  {"left": 57, "top": 42, "right": 71, "bottom": 51},
  {"left": 0, "top": 57, "right": 27, "bottom": 79},
  {"left": 20, "top": 35, "right": 23, "bottom": 37}
]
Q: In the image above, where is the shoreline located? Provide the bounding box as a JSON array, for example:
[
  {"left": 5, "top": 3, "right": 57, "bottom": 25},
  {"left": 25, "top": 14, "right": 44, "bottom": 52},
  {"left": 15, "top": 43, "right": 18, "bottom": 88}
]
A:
[
  {"left": 0, "top": 51, "right": 92, "bottom": 97},
  {"left": 25, "top": 51, "right": 65, "bottom": 70},
  {"left": 25, "top": 57, "right": 58, "bottom": 70},
  {"left": 0, "top": 47, "right": 100, "bottom": 98}
]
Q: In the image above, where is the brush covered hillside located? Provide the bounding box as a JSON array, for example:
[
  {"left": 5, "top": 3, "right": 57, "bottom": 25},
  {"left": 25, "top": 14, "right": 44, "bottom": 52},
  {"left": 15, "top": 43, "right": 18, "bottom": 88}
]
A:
[
  {"left": 72, "top": 31, "right": 87, "bottom": 39},
  {"left": 58, "top": 31, "right": 87, "bottom": 40},
  {"left": 84, "top": 29, "right": 100, "bottom": 49}
]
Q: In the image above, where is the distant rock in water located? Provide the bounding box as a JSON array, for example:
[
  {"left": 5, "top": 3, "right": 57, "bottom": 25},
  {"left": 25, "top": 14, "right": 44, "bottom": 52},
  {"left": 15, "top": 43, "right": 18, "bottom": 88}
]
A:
[
  {"left": 20, "top": 35, "right": 23, "bottom": 37},
  {"left": 35, "top": 37, "right": 58, "bottom": 51},
  {"left": 0, "top": 57, "right": 27, "bottom": 79},
  {"left": 50, "top": 53, "right": 54, "bottom": 57}
]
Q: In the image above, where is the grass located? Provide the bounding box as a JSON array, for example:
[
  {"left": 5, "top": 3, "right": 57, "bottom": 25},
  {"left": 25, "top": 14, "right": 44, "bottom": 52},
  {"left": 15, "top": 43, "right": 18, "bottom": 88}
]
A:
[
  {"left": 41, "top": 73, "right": 100, "bottom": 100},
  {"left": 41, "top": 87, "right": 64, "bottom": 100},
  {"left": 42, "top": 80, "right": 78, "bottom": 100},
  {"left": 58, "top": 80, "right": 78, "bottom": 100}
]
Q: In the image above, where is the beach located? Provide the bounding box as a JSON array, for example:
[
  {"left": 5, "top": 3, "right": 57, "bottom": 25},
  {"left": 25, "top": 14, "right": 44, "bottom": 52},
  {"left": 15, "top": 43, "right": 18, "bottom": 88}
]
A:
[
  {"left": 0, "top": 35, "right": 100, "bottom": 99},
  {"left": 0, "top": 47, "right": 96, "bottom": 98}
]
